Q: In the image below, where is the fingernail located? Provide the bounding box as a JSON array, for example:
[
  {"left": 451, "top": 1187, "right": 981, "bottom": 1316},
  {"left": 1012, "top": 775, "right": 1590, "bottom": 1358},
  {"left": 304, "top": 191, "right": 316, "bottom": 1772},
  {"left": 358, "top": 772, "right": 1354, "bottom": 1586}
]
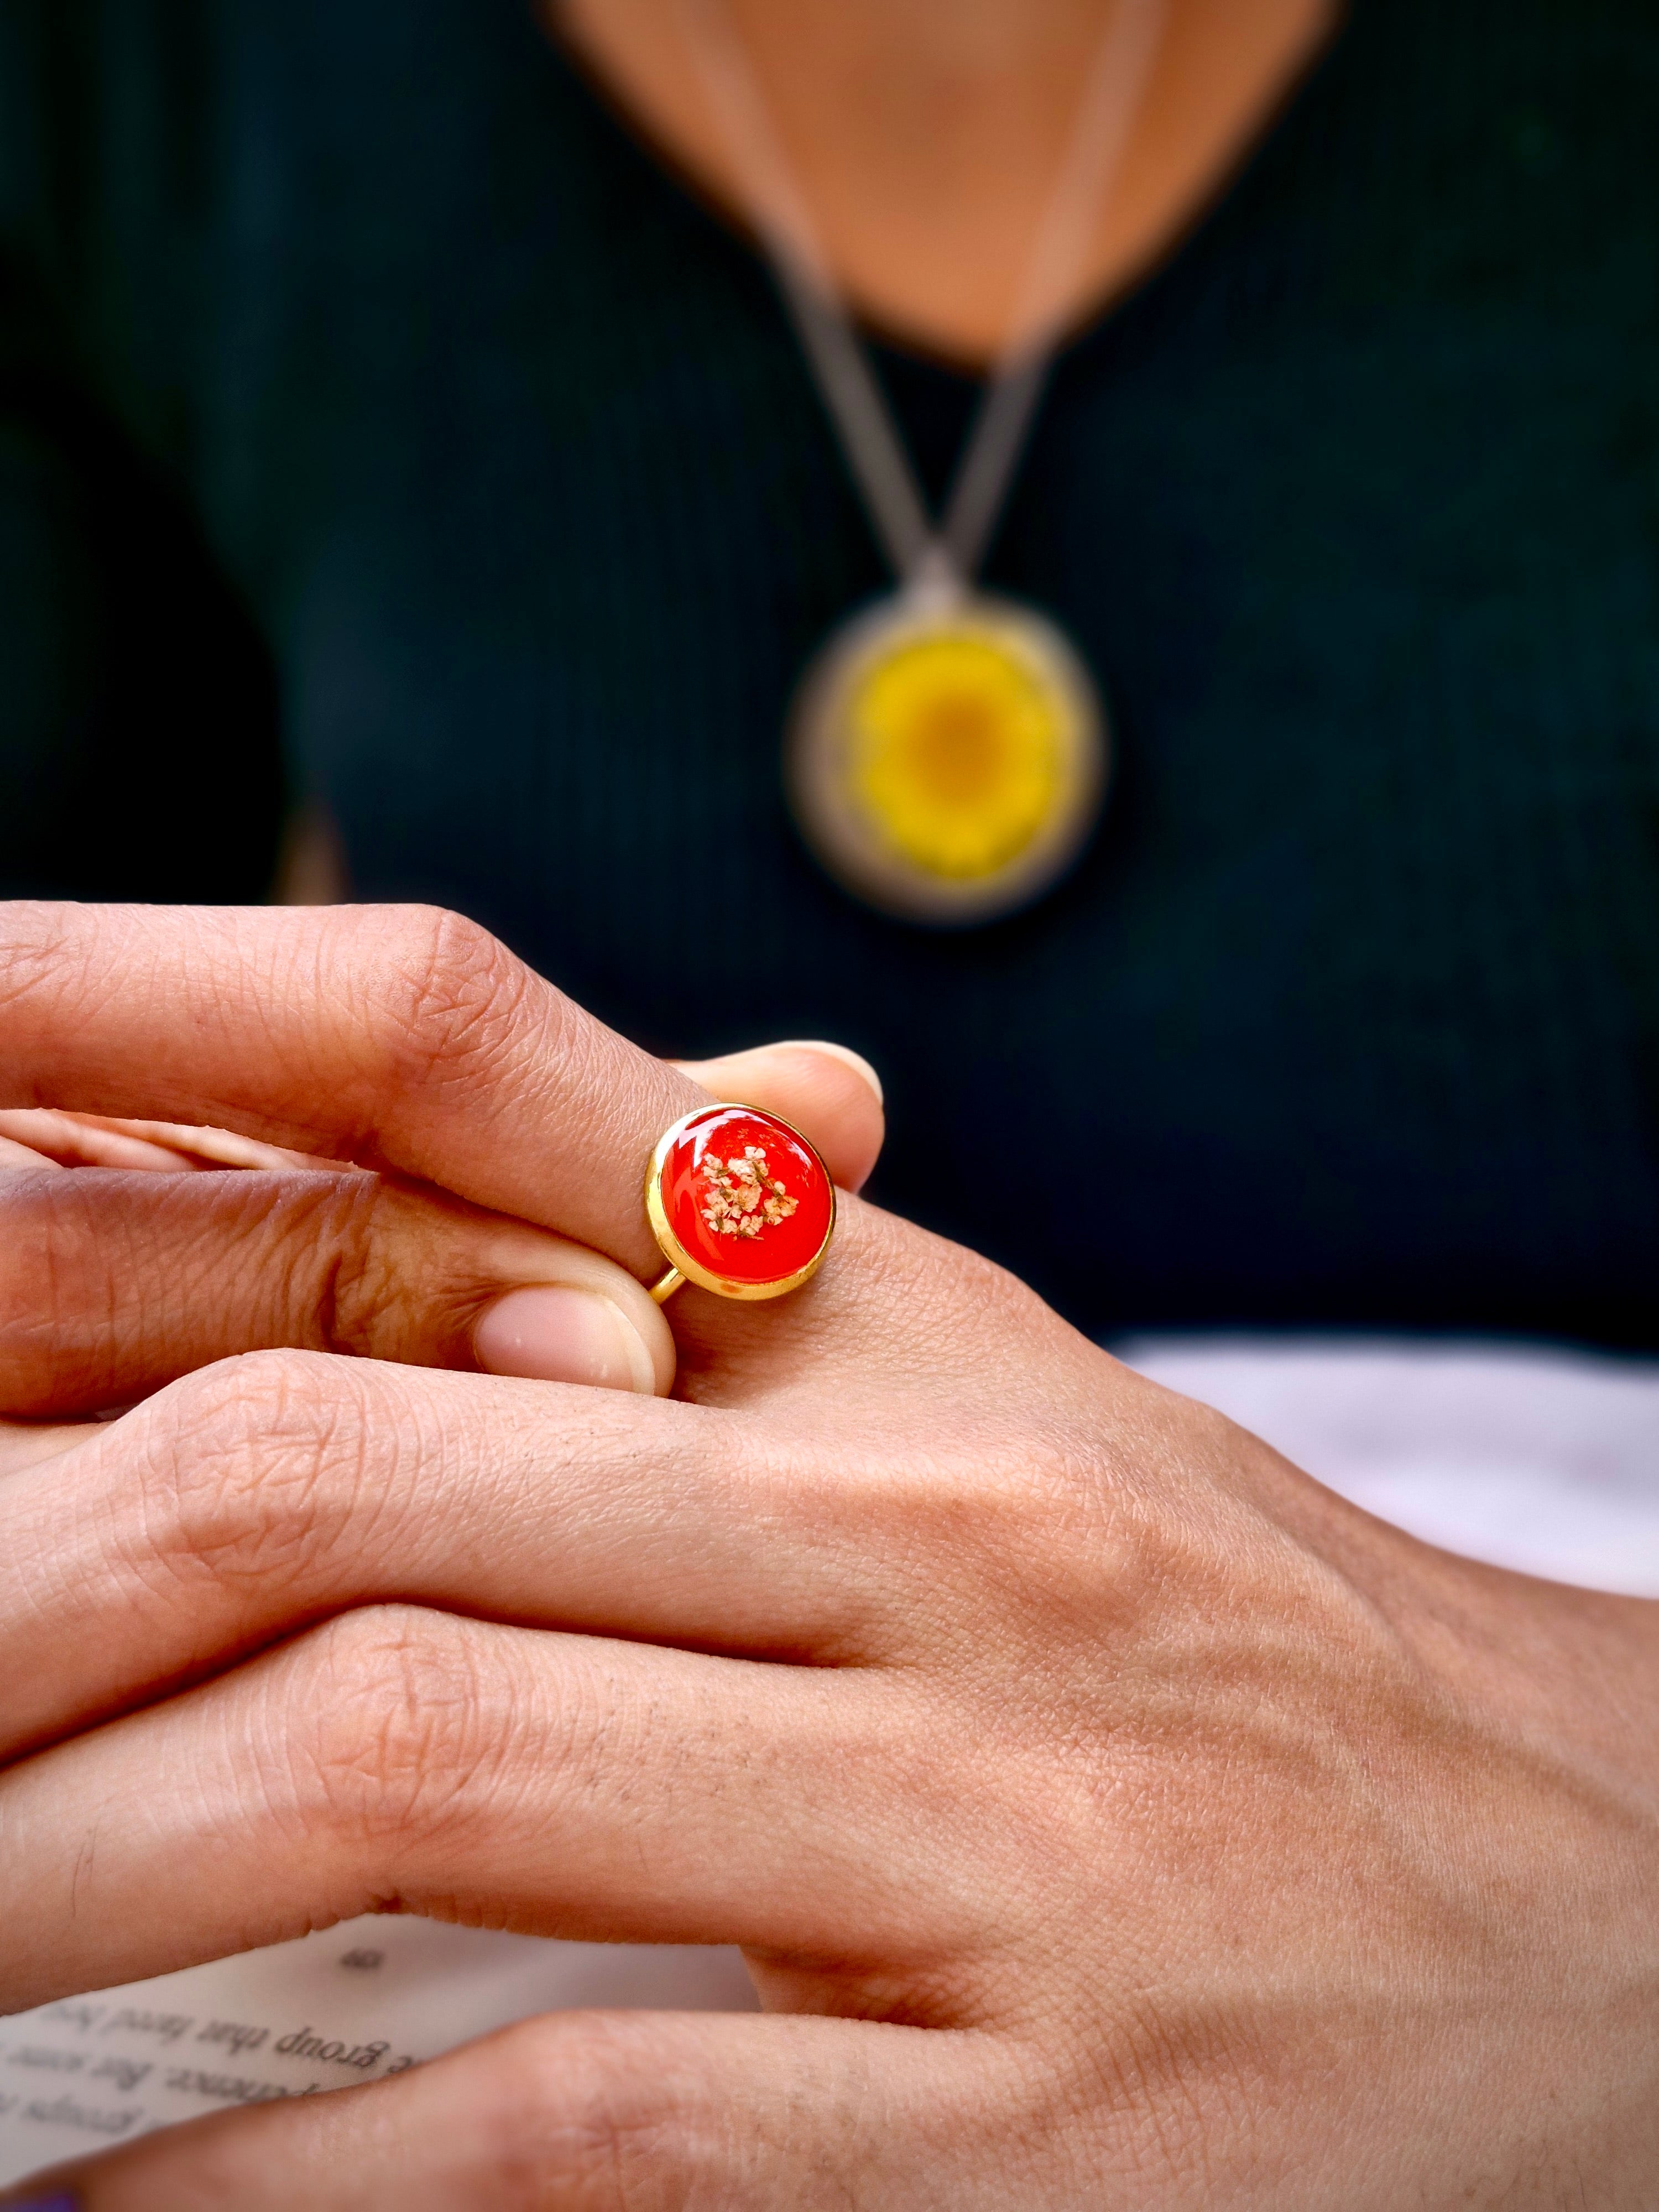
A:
[
  {"left": 774, "top": 1039, "right": 883, "bottom": 1106},
  {"left": 473, "top": 1286, "right": 655, "bottom": 1395}
]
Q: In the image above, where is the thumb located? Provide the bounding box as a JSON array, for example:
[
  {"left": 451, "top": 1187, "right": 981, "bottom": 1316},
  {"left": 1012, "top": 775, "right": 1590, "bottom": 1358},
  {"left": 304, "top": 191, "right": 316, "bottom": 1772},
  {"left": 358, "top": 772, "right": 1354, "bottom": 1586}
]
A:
[{"left": 0, "top": 1165, "right": 678, "bottom": 1423}]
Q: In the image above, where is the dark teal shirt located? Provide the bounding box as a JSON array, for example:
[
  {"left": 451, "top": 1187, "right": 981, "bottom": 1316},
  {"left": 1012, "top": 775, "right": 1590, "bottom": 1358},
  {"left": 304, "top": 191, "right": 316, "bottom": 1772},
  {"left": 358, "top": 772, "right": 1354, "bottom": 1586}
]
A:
[{"left": 4, "top": 0, "right": 1658, "bottom": 1347}]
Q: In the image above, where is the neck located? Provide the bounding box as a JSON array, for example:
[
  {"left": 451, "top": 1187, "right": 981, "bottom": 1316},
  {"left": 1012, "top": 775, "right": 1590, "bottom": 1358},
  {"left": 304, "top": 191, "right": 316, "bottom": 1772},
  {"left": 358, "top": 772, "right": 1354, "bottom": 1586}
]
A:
[{"left": 555, "top": 0, "right": 1339, "bottom": 365}]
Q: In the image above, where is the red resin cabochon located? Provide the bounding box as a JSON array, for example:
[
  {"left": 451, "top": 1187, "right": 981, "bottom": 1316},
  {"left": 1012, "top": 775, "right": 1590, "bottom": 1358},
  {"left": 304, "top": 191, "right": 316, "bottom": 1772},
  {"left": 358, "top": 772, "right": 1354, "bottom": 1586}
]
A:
[{"left": 660, "top": 1105, "right": 833, "bottom": 1287}]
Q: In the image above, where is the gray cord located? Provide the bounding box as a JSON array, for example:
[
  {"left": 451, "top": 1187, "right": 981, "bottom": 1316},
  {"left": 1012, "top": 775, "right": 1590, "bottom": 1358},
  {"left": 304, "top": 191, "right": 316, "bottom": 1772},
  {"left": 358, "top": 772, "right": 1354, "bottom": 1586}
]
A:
[{"left": 676, "top": 0, "right": 1168, "bottom": 588}]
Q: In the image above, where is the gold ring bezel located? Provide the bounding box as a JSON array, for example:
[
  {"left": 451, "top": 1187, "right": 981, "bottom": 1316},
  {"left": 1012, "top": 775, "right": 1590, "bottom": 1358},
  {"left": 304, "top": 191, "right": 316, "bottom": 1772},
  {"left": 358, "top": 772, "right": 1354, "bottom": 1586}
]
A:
[{"left": 644, "top": 1104, "right": 837, "bottom": 1302}]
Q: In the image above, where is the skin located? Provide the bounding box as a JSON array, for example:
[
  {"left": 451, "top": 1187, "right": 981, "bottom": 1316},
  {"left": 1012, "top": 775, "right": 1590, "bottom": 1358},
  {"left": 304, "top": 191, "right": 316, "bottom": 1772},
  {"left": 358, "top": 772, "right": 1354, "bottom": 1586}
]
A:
[
  {"left": 553, "top": 0, "right": 1341, "bottom": 363},
  {"left": 1, "top": 901, "right": 1658, "bottom": 2208},
  {"left": 0, "top": 9, "right": 1639, "bottom": 2198}
]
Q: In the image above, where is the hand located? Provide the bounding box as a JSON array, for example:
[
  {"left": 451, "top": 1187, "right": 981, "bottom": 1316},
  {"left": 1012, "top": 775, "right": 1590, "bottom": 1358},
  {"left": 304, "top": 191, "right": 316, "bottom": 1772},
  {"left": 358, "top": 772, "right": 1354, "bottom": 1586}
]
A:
[{"left": 3, "top": 902, "right": 1657, "bottom": 2210}]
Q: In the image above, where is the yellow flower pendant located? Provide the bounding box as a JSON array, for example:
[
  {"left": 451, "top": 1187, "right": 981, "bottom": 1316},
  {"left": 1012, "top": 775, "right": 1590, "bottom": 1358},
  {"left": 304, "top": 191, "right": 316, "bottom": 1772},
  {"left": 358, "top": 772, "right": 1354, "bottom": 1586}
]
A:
[{"left": 787, "top": 585, "right": 1108, "bottom": 925}]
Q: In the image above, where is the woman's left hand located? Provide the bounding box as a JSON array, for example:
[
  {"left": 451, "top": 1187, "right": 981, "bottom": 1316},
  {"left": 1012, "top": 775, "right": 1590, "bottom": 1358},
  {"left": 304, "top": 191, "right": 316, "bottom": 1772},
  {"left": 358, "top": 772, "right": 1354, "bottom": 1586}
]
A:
[{"left": 4, "top": 901, "right": 1658, "bottom": 2211}]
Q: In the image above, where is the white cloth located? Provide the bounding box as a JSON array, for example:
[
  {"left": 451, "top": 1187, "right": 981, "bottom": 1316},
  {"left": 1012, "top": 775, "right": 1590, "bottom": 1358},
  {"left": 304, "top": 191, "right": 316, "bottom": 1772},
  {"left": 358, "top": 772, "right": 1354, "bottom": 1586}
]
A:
[{"left": 1117, "top": 1334, "right": 1659, "bottom": 1597}]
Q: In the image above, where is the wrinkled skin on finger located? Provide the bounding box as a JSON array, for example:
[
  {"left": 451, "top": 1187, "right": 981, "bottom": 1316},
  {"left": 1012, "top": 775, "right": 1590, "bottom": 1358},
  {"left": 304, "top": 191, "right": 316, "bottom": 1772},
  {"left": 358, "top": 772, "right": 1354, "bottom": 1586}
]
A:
[
  {"left": 0, "top": 904, "right": 880, "bottom": 1280},
  {"left": 0, "top": 1012, "right": 885, "bottom": 1434},
  {"left": 0, "top": 1166, "right": 682, "bottom": 1415},
  {"left": 3, "top": 902, "right": 1659, "bottom": 2209}
]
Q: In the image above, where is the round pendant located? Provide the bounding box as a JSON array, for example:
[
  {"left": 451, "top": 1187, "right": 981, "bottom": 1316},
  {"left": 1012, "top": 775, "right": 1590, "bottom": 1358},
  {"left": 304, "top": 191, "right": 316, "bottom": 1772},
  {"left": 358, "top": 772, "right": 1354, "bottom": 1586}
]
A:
[
  {"left": 786, "top": 583, "right": 1109, "bottom": 926},
  {"left": 645, "top": 1103, "right": 837, "bottom": 1302}
]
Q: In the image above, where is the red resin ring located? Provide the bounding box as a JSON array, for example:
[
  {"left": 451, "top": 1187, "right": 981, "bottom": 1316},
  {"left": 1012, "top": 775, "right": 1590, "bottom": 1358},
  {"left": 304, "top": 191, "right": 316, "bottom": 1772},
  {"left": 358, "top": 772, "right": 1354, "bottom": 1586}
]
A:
[{"left": 646, "top": 1103, "right": 836, "bottom": 1301}]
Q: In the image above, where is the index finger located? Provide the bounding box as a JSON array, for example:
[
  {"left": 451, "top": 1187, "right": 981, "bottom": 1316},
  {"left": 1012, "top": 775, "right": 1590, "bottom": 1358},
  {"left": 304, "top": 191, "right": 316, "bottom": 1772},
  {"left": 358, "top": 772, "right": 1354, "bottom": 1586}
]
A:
[{"left": 1, "top": 902, "right": 701, "bottom": 1279}]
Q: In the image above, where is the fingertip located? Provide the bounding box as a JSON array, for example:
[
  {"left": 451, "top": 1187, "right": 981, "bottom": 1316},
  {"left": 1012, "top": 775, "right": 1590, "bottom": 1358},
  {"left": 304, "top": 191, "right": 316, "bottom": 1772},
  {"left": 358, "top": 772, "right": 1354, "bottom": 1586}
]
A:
[{"left": 766, "top": 1040, "right": 883, "bottom": 1109}]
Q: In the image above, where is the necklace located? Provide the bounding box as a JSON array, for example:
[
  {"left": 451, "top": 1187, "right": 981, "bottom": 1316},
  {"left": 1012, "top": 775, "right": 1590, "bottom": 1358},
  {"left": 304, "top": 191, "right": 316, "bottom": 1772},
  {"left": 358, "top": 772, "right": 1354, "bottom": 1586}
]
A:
[{"left": 675, "top": 0, "right": 1167, "bottom": 924}]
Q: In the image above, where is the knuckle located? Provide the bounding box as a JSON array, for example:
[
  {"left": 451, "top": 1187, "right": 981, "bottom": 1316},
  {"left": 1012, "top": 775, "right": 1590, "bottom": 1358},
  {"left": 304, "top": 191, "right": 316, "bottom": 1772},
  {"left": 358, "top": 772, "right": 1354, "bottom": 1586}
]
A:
[
  {"left": 134, "top": 1348, "right": 369, "bottom": 1589},
  {"left": 860, "top": 1430, "right": 1079, "bottom": 1553},
  {"left": 372, "top": 906, "right": 548, "bottom": 1090},
  {"left": 265, "top": 1170, "right": 390, "bottom": 1357},
  {"left": 321, "top": 1173, "right": 498, "bottom": 1361},
  {"left": 282, "top": 1605, "right": 505, "bottom": 1846},
  {"left": 487, "top": 2016, "right": 708, "bottom": 2206},
  {"left": 847, "top": 1428, "right": 1119, "bottom": 1644},
  {"left": 0, "top": 1169, "right": 87, "bottom": 1364}
]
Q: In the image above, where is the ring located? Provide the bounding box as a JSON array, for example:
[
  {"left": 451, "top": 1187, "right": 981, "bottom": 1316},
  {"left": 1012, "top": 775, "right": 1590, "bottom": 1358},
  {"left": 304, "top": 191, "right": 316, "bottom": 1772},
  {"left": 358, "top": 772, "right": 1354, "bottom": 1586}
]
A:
[{"left": 645, "top": 1103, "right": 836, "bottom": 1303}]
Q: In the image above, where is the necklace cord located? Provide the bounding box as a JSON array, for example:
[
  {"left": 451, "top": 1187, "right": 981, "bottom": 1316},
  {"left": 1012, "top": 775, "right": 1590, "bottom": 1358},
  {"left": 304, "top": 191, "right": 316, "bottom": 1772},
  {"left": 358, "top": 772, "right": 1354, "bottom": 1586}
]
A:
[{"left": 675, "top": 0, "right": 1167, "bottom": 588}]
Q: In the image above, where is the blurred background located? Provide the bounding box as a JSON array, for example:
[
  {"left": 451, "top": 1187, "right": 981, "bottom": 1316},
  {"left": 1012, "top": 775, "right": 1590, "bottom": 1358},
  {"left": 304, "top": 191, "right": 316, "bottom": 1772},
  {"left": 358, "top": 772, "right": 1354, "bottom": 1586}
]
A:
[{"left": 2, "top": 0, "right": 1657, "bottom": 1469}]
